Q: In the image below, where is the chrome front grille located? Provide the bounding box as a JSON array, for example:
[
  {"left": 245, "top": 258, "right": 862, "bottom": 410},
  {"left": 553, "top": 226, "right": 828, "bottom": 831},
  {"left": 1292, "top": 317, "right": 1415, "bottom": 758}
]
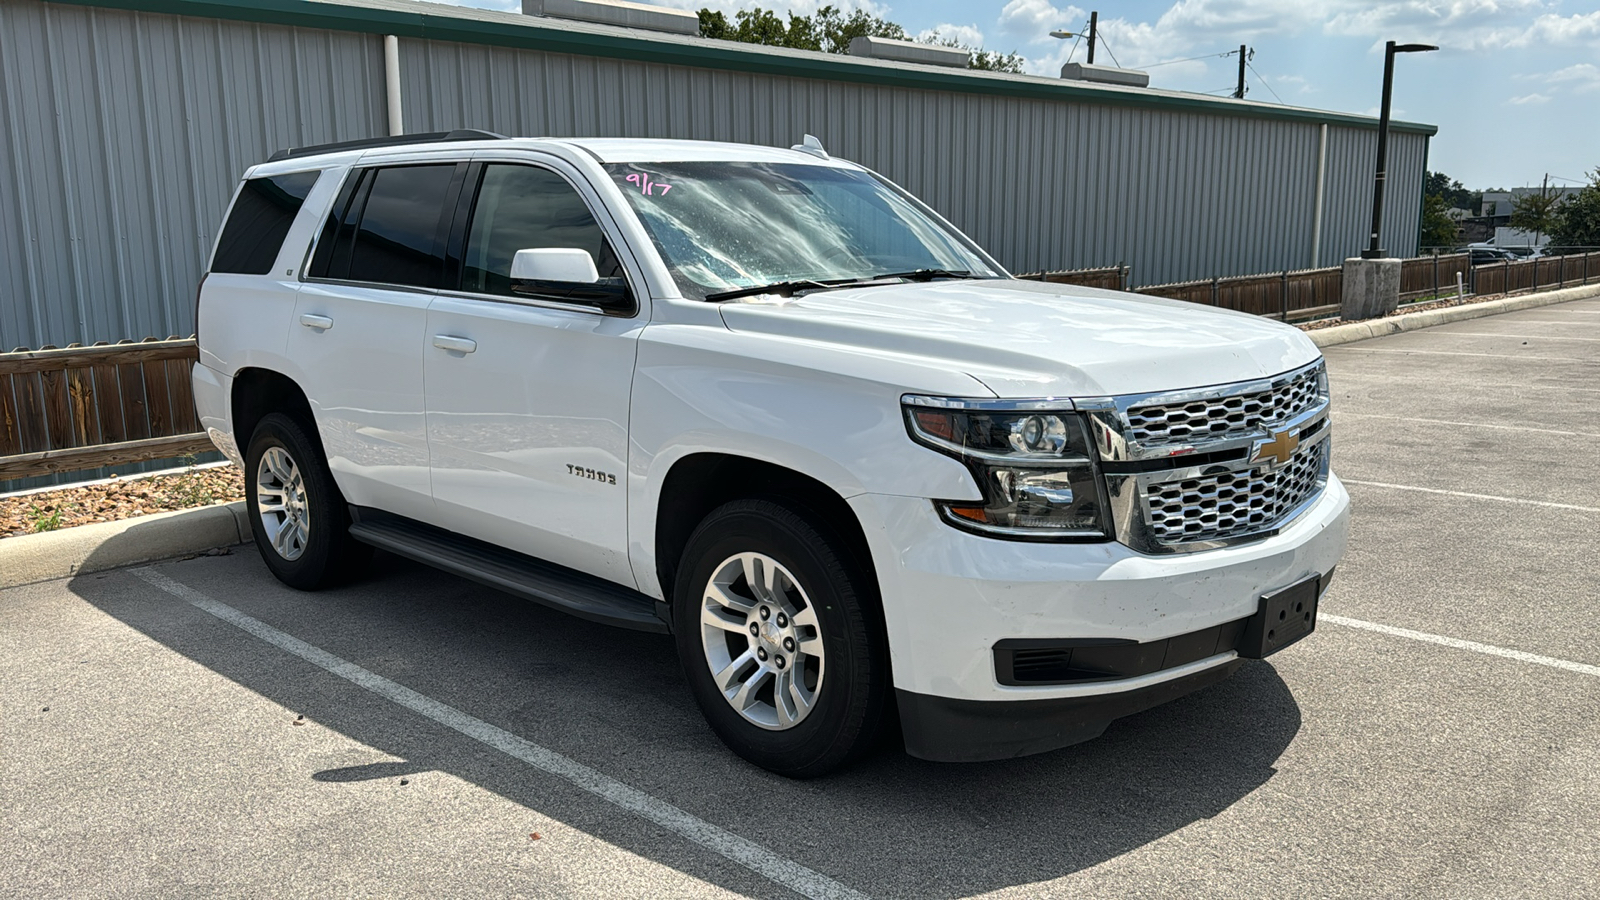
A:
[
  {"left": 1083, "top": 359, "right": 1334, "bottom": 553},
  {"left": 1145, "top": 437, "right": 1328, "bottom": 545},
  {"left": 1124, "top": 363, "right": 1322, "bottom": 448}
]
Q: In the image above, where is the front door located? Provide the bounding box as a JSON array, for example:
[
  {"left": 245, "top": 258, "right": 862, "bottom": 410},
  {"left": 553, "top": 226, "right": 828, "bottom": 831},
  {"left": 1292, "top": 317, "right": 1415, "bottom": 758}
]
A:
[{"left": 423, "top": 159, "right": 644, "bottom": 586}]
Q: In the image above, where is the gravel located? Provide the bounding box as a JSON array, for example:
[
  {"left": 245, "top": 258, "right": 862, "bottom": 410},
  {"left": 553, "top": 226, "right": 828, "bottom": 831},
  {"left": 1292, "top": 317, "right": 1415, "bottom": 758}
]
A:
[{"left": 0, "top": 465, "right": 245, "bottom": 538}]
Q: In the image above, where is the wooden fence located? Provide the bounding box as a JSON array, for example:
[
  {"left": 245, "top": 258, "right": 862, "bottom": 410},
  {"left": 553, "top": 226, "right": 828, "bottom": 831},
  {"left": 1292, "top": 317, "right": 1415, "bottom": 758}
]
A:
[
  {"left": 1400, "top": 253, "right": 1470, "bottom": 301},
  {"left": 1017, "top": 265, "right": 1129, "bottom": 291},
  {"left": 1470, "top": 251, "right": 1600, "bottom": 297},
  {"left": 1030, "top": 250, "right": 1600, "bottom": 321},
  {"left": 0, "top": 338, "right": 212, "bottom": 481},
  {"left": 1132, "top": 267, "right": 1343, "bottom": 322}
]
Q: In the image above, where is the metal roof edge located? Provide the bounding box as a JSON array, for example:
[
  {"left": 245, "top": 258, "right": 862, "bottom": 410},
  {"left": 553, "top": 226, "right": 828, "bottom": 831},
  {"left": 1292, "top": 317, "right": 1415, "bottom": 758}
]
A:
[{"left": 49, "top": 0, "right": 1440, "bottom": 137}]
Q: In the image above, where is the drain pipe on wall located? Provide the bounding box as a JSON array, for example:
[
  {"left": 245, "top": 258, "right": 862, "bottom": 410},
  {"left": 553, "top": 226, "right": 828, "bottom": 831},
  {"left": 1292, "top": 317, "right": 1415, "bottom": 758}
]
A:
[
  {"left": 384, "top": 35, "right": 404, "bottom": 136},
  {"left": 1310, "top": 123, "right": 1328, "bottom": 268}
]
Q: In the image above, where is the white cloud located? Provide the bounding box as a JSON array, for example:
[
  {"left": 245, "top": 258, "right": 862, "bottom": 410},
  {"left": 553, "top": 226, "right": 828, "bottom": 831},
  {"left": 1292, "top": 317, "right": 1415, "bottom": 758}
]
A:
[
  {"left": 918, "top": 23, "right": 987, "bottom": 48},
  {"left": 1544, "top": 62, "right": 1600, "bottom": 91},
  {"left": 996, "top": 0, "right": 1087, "bottom": 41},
  {"left": 1508, "top": 92, "right": 1552, "bottom": 104}
]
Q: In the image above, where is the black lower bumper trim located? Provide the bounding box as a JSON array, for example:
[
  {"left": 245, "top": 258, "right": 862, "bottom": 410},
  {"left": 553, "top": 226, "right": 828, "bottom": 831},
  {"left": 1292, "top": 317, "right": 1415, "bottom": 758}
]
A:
[{"left": 897, "top": 658, "right": 1243, "bottom": 762}]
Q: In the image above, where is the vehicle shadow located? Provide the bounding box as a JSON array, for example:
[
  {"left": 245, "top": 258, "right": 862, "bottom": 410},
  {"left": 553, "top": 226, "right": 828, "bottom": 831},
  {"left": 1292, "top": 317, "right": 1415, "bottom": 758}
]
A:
[{"left": 71, "top": 548, "right": 1302, "bottom": 899}]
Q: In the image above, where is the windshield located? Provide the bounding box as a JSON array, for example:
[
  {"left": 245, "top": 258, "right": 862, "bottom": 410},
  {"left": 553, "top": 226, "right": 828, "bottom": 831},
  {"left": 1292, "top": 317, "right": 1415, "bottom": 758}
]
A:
[{"left": 603, "top": 162, "right": 1003, "bottom": 300}]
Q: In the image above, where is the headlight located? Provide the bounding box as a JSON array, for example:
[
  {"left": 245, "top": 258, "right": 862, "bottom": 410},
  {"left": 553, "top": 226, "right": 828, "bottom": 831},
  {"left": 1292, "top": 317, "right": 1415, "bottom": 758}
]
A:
[{"left": 902, "top": 398, "right": 1110, "bottom": 540}]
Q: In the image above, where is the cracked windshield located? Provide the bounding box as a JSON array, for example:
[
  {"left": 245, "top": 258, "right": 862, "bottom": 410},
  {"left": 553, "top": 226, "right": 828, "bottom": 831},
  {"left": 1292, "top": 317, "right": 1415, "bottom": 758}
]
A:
[{"left": 605, "top": 161, "right": 1002, "bottom": 299}]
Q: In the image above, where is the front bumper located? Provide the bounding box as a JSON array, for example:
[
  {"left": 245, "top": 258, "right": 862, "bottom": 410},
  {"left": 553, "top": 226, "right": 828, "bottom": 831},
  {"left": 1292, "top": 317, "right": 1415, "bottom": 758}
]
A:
[
  {"left": 847, "top": 475, "right": 1349, "bottom": 757},
  {"left": 897, "top": 657, "right": 1244, "bottom": 762}
]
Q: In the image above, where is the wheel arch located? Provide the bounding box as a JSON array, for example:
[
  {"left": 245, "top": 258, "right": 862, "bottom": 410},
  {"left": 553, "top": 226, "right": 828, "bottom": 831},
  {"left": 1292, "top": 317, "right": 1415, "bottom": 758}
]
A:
[
  {"left": 230, "top": 367, "right": 322, "bottom": 458},
  {"left": 654, "top": 453, "right": 881, "bottom": 619}
]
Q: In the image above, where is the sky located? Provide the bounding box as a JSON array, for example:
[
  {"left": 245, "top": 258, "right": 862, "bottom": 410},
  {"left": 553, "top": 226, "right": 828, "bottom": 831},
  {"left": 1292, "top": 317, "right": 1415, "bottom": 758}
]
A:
[{"left": 448, "top": 0, "right": 1600, "bottom": 192}]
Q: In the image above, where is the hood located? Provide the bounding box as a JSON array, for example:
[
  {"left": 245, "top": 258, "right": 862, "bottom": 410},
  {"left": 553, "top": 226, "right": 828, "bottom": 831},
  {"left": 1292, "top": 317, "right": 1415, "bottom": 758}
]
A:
[{"left": 715, "top": 278, "right": 1321, "bottom": 398}]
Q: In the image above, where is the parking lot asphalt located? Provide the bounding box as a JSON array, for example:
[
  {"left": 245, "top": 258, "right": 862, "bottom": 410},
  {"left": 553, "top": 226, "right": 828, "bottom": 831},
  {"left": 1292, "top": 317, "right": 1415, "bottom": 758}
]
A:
[{"left": 5, "top": 297, "right": 1599, "bottom": 899}]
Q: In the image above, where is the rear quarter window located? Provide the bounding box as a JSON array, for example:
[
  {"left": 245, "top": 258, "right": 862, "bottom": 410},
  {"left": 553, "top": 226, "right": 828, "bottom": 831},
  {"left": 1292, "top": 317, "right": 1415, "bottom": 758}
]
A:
[{"left": 211, "top": 171, "right": 321, "bottom": 275}]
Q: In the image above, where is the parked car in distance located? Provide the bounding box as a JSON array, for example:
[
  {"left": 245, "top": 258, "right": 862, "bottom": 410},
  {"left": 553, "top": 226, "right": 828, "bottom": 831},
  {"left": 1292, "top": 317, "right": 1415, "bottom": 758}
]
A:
[
  {"left": 194, "top": 132, "right": 1349, "bottom": 776},
  {"left": 1468, "top": 247, "right": 1517, "bottom": 265}
]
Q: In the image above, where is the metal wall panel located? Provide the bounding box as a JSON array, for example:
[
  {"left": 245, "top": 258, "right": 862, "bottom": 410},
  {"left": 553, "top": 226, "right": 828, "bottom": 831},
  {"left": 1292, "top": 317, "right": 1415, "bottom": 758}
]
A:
[
  {"left": 397, "top": 37, "right": 1418, "bottom": 287},
  {"left": 1, "top": 0, "right": 1427, "bottom": 349},
  {"left": 0, "top": 0, "right": 385, "bottom": 350}
]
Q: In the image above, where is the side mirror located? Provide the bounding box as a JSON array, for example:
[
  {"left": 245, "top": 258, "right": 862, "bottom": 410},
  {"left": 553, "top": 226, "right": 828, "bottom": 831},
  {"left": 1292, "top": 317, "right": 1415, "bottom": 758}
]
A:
[
  {"left": 511, "top": 248, "right": 599, "bottom": 283},
  {"left": 509, "top": 248, "right": 634, "bottom": 315}
]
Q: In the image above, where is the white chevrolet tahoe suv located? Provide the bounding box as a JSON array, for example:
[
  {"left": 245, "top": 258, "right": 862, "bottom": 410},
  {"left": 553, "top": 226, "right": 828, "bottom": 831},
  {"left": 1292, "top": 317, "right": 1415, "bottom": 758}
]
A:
[{"left": 194, "top": 132, "right": 1349, "bottom": 777}]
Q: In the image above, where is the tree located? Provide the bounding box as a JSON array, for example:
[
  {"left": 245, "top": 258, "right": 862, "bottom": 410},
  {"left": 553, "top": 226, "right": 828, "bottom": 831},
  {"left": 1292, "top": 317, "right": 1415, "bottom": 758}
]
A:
[
  {"left": 1510, "top": 187, "right": 1561, "bottom": 244},
  {"left": 697, "top": 5, "right": 1022, "bottom": 73},
  {"left": 1419, "top": 194, "right": 1458, "bottom": 248},
  {"left": 697, "top": 5, "right": 905, "bottom": 53},
  {"left": 1549, "top": 169, "right": 1600, "bottom": 249},
  {"left": 1423, "top": 170, "right": 1477, "bottom": 211}
]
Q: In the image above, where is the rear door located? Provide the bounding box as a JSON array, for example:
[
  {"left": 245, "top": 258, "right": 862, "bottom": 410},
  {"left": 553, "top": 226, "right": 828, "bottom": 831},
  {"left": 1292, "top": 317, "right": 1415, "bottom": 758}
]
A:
[
  {"left": 288, "top": 159, "right": 466, "bottom": 522},
  {"left": 422, "top": 155, "right": 646, "bottom": 586}
]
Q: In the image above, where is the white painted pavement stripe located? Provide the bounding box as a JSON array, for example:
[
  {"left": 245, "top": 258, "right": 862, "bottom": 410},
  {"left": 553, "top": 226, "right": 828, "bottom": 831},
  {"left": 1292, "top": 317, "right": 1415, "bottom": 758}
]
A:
[
  {"left": 1332, "top": 411, "right": 1600, "bottom": 439},
  {"left": 1341, "top": 479, "right": 1600, "bottom": 513},
  {"left": 1418, "top": 332, "right": 1600, "bottom": 342},
  {"left": 130, "top": 567, "right": 869, "bottom": 900},
  {"left": 1327, "top": 347, "right": 1594, "bottom": 362},
  {"left": 1323, "top": 614, "right": 1600, "bottom": 679},
  {"left": 1325, "top": 371, "right": 1600, "bottom": 393}
]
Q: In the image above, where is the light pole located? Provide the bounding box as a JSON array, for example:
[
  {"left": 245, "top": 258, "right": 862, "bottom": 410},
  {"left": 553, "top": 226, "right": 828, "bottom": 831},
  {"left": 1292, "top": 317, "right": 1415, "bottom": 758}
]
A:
[
  {"left": 1050, "top": 11, "right": 1097, "bottom": 64},
  {"left": 1362, "top": 41, "right": 1437, "bottom": 259}
]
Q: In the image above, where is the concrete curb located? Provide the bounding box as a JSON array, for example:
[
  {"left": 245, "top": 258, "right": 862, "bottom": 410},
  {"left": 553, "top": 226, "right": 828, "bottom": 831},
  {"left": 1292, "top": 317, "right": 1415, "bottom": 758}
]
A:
[
  {"left": 1, "top": 501, "right": 251, "bottom": 590},
  {"left": 1308, "top": 283, "right": 1600, "bottom": 348}
]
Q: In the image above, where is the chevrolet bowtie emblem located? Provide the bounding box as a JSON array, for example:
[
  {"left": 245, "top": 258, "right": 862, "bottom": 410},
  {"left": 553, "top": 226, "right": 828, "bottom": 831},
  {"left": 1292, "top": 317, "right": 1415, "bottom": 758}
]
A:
[{"left": 1251, "top": 428, "right": 1300, "bottom": 467}]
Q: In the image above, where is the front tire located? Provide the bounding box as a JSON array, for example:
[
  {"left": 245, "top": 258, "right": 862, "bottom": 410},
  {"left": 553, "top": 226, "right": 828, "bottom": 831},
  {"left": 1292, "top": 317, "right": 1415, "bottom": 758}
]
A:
[
  {"left": 673, "top": 499, "right": 889, "bottom": 778},
  {"left": 244, "top": 412, "right": 370, "bottom": 590}
]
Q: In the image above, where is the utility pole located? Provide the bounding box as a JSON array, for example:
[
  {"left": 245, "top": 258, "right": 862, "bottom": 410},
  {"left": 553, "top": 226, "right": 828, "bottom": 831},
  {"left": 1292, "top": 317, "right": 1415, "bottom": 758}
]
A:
[
  {"left": 1086, "top": 11, "right": 1098, "bottom": 65},
  {"left": 1234, "top": 45, "right": 1247, "bottom": 98}
]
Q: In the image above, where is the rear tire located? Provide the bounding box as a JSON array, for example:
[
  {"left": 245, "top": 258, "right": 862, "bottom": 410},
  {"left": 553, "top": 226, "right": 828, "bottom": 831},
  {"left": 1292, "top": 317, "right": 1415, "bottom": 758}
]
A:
[
  {"left": 244, "top": 412, "right": 371, "bottom": 590},
  {"left": 673, "top": 498, "right": 889, "bottom": 778}
]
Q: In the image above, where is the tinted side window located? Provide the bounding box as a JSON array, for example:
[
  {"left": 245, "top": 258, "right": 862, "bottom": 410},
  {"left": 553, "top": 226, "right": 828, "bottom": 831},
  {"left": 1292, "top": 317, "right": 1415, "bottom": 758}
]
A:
[
  {"left": 346, "top": 164, "right": 457, "bottom": 289},
  {"left": 461, "top": 164, "right": 622, "bottom": 297},
  {"left": 308, "top": 168, "right": 371, "bottom": 280},
  {"left": 211, "top": 171, "right": 320, "bottom": 275}
]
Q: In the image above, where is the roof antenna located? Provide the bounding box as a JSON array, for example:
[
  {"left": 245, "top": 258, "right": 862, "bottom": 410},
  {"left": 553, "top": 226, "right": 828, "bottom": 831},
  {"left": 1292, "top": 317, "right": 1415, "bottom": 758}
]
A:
[{"left": 790, "top": 134, "right": 829, "bottom": 159}]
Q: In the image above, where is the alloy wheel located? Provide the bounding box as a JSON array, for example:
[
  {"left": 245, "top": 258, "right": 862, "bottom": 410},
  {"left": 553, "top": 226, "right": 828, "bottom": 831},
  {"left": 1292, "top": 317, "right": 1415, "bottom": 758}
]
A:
[
  {"left": 699, "top": 552, "right": 826, "bottom": 730},
  {"left": 255, "top": 445, "right": 310, "bottom": 561}
]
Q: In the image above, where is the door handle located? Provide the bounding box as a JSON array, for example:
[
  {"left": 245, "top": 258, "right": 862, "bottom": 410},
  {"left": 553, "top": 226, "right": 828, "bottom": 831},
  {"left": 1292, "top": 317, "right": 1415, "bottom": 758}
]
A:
[
  {"left": 299, "top": 314, "right": 333, "bottom": 330},
  {"left": 432, "top": 334, "right": 477, "bottom": 354}
]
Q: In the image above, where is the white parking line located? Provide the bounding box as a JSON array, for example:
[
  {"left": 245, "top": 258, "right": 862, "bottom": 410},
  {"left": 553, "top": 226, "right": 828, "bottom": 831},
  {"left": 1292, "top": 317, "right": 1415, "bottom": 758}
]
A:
[
  {"left": 130, "top": 567, "right": 869, "bottom": 900},
  {"left": 1332, "top": 411, "right": 1600, "bottom": 439},
  {"left": 1418, "top": 332, "right": 1600, "bottom": 342},
  {"left": 1341, "top": 479, "right": 1600, "bottom": 513},
  {"left": 1328, "top": 347, "right": 1594, "bottom": 363},
  {"left": 1323, "top": 614, "right": 1600, "bottom": 679},
  {"left": 1326, "top": 371, "right": 1600, "bottom": 393}
]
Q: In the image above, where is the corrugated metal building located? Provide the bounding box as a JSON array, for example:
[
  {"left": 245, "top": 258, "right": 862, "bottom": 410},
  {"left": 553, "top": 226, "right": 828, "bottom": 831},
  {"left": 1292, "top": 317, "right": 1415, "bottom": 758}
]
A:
[{"left": 0, "top": 0, "right": 1436, "bottom": 351}]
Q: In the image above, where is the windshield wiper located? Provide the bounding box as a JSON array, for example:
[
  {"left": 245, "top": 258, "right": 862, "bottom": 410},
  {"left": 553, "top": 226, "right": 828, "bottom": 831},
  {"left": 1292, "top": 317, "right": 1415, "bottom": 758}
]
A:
[
  {"left": 704, "top": 278, "right": 863, "bottom": 302},
  {"left": 867, "top": 268, "right": 974, "bottom": 282},
  {"left": 703, "top": 269, "right": 976, "bottom": 303}
]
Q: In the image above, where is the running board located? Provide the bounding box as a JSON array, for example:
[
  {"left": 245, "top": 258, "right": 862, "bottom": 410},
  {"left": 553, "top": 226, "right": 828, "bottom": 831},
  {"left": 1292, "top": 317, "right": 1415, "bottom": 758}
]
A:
[{"left": 347, "top": 508, "right": 669, "bottom": 633}]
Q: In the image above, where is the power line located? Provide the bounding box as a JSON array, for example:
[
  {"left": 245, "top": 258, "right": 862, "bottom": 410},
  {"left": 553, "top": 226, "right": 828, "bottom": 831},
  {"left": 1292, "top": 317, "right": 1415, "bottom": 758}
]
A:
[
  {"left": 1246, "top": 60, "right": 1286, "bottom": 104},
  {"left": 1142, "top": 51, "right": 1233, "bottom": 69},
  {"left": 1063, "top": 19, "right": 1084, "bottom": 65},
  {"left": 1096, "top": 29, "right": 1123, "bottom": 68}
]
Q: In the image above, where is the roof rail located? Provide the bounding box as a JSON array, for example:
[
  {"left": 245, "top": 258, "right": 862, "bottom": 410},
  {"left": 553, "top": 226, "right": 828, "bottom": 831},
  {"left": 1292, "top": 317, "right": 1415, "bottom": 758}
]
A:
[{"left": 267, "top": 129, "right": 508, "bottom": 162}]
